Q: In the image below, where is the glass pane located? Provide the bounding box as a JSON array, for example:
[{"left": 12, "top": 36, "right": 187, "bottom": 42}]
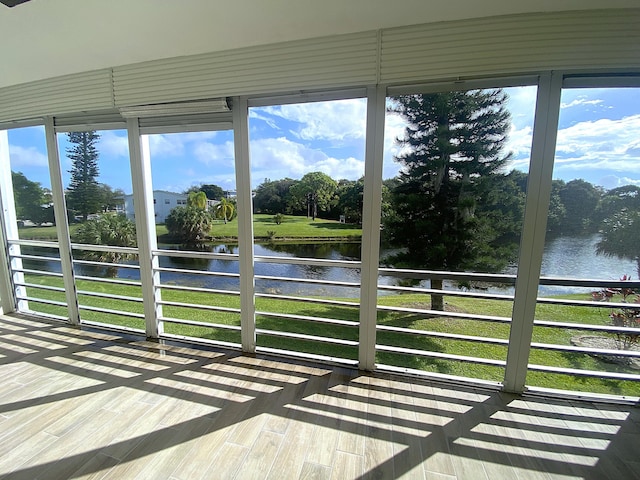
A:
[
  {"left": 377, "top": 86, "right": 538, "bottom": 380},
  {"left": 57, "top": 129, "right": 144, "bottom": 331},
  {"left": 531, "top": 87, "right": 640, "bottom": 397},
  {"left": 147, "top": 129, "right": 241, "bottom": 345},
  {"left": 5, "top": 126, "right": 66, "bottom": 317},
  {"left": 7, "top": 126, "right": 55, "bottom": 240},
  {"left": 249, "top": 98, "right": 367, "bottom": 361}
]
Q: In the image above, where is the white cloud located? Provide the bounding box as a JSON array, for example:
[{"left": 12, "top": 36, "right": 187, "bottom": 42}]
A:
[
  {"left": 260, "top": 98, "right": 367, "bottom": 142},
  {"left": 98, "top": 131, "right": 129, "bottom": 157},
  {"left": 193, "top": 140, "right": 235, "bottom": 167},
  {"left": 504, "top": 124, "right": 533, "bottom": 160},
  {"left": 148, "top": 134, "right": 185, "bottom": 157},
  {"left": 8, "top": 145, "right": 48, "bottom": 167},
  {"left": 597, "top": 175, "right": 640, "bottom": 190},
  {"left": 250, "top": 136, "right": 364, "bottom": 185},
  {"left": 249, "top": 110, "right": 280, "bottom": 130},
  {"left": 555, "top": 115, "right": 640, "bottom": 173},
  {"left": 560, "top": 98, "right": 604, "bottom": 109}
]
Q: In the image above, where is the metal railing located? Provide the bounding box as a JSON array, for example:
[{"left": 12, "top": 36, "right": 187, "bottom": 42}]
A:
[{"left": 7, "top": 241, "right": 639, "bottom": 399}]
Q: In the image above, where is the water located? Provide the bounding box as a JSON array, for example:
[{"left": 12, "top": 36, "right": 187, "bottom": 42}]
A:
[
  {"left": 540, "top": 234, "right": 637, "bottom": 281},
  {"left": 23, "top": 234, "right": 637, "bottom": 297}
]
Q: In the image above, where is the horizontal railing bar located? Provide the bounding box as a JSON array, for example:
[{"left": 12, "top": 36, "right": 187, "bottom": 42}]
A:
[
  {"left": 255, "top": 328, "right": 359, "bottom": 347},
  {"left": 527, "top": 363, "right": 640, "bottom": 381},
  {"left": 10, "top": 253, "right": 62, "bottom": 263},
  {"left": 78, "top": 304, "right": 145, "bottom": 319},
  {"left": 9, "top": 239, "right": 59, "bottom": 249},
  {"left": 377, "top": 284, "right": 514, "bottom": 301},
  {"left": 376, "top": 344, "right": 506, "bottom": 367},
  {"left": 77, "top": 290, "right": 143, "bottom": 303},
  {"left": 534, "top": 319, "right": 640, "bottom": 335},
  {"left": 16, "top": 296, "right": 67, "bottom": 307},
  {"left": 539, "top": 277, "right": 640, "bottom": 289},
  {"left": 159, "top": 316, "right": 242, "bottom": 331},
  {"left": 531, "top": 342, "right": 640, "bottom": 357},
  {"left": 256, "top": 292, "right": 360, "bottom": 308},
  {"left": 376, "top": 324, "right": 509, "bottom": 345},
  {"left": 73, "top": 259, "right": 140, "bottom": 270},
  {"left": 376, "top": 304, "right": 511, "bottom": 324},
  {"left": 154, "top": 249, "right": 238, "bottom": 261},
  {"left": 255, "top": 346, "right": 359, "bottom": 366},
  {"left": 17, "top": 282, "right": 66, "bottom": 293},
  {"left": 18, "top": 268, "right": 64, "bottom": 278},
  {"left": 71, "top": 243, "right": 139, "bottom": 255},
  {"left": 537, "top": 297, "right": 640, "bottom": 309},
  {"left": 155, "top": 266, "right": 240, "bottom": 278},
  {"left": 74, "top": 275, "right": 142, "bottom": 287},
  {"left": 378, "top": 267, "right": 516, "bottom": 284},
  {"left": 255, "top": 255, "right": 361, "bottom": 269},
  {"left": 158, "top": 300, "right": 241, "bottom": 314},
  {"left": 256, "top": 274, "right": 360, "bottom": 288},
  {"left": 158, "top": 284, "right": 241, "bottom": 296},
  {"left": 256, "top": 311, "right": 359, "bottom": 327}
]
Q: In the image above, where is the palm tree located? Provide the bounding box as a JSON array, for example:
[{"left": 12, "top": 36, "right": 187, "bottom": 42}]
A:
[
  {"left": 213, "top": 197, "right": 235, "bottom": 224},
  {"left": 72, "top": 214, "right": 137, "bottom": 277}
]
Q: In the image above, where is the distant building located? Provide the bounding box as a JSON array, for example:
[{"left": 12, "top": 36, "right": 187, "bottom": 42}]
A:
[
  {"left": 123, "top": 190, "right": 188, "bottom": 224},
  {"left": 123, "top": 190, "right": 221, "bottom": 224}
]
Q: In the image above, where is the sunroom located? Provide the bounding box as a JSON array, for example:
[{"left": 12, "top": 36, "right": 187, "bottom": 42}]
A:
[{"left": 0, "top": 1, "right": 639, "bottom": 478}]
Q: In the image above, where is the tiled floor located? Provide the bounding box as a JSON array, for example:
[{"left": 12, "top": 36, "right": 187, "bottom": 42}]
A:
[{"left": 0, "top": 314, "right": 639, "bottom": 479}]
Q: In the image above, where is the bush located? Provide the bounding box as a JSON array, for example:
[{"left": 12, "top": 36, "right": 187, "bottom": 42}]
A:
[
  {"left": 72, "top": 214, "right": 137, "bottom": 277},
  {"left": 165, "top": 206, "right": 213, "bottom": 247},
  {"left": 273, "top": 213, "right": 284, "bottom": 225}
]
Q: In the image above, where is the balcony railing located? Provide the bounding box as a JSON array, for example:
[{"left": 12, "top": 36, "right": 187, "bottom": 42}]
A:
[{"left": 6, "top": 241, "right": 640, "bottom": 400}]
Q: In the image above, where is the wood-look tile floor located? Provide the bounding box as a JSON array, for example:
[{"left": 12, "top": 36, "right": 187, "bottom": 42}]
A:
[{"left": 0, "top": 314, "right": 639, "bottom": 480}]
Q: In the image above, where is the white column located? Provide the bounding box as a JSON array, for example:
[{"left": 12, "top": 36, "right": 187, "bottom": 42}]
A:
[
  {"left": 503, "top": 72, "right": 563, "bottom": 393},
  {"left": 44, "top": 118, "right": 80, "bottom": 324},
  {"left": 358, "top": 86, "right": 387, "bottom": 370},
  {"left": 233, "top": 97, "right": 256, "bottom": 352},
  {"left": 127, "top": 118, "right": 163, "bottom": 338},
  {"left": 0, "top": 130, "right": 20, "bottom": 313}
]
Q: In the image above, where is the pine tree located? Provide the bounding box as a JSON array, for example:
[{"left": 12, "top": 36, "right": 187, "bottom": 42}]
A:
[
  {"left": 384, "top": 89, "right": 513, "bottom": 310},
  {"left": 66, "top": 131, "right": 101, "bottom": 221}
]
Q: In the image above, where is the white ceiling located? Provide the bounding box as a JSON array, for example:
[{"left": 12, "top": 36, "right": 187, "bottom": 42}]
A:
[{"left": 0, "top": 0, "right": 636, "bottom": 89}]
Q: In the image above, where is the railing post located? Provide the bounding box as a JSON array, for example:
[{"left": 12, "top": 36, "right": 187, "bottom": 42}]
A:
[
  {"left": 0, "top": 130, "right": 19, "bottom": 314},
  {"left": 504, "top": 72, "right": 563, "bottom": 393},
  {"left": 44, "top": 117, "right": 81, "bottom": 325},
  {"left": 358, "top": 85, "right": 387, "bottom": 370},
  {"left": 127, "top": 119, "right": 163, "bottom": 338},
  {"left": 233, "top": 96, "right": 256, "bottom": 353}
]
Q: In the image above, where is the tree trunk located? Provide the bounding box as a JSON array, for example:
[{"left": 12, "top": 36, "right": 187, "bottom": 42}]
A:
[{"left": 431, "top": 278, "right": 444, "bottom": 311}]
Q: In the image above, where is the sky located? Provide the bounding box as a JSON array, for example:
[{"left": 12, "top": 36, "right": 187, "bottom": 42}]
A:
[{"left": 5, "top": 86, "right": 640, "bottom": 195}]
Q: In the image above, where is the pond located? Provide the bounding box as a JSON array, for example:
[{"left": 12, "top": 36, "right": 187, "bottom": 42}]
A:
[{"left": 22, "top": 234, "right": 637, "bottom": 298}]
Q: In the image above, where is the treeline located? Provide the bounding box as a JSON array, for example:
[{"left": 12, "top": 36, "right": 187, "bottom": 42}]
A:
[
  {"left": 11, "top": 170, "right": 124, "bottom": 225},
  {"left": 253, "top": 172, "right": 369, "bottom": 223},
  {"left": 252, "top": 170, "right": 639, "bottom": 238}
]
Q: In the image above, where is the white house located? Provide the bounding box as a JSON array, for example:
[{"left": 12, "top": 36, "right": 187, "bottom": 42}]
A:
[{"left": 123, "top": 190, "right": 187, "bottom": 224}]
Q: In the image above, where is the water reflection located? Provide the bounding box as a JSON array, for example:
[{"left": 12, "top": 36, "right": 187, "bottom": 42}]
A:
[{"left": 22, "top": 236, "right": 635, "bottom": 298}]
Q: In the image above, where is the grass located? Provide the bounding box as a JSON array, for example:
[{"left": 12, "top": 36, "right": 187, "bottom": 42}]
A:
[
  {"left": 17, "top": 215, "right": 361, "bottom": 242},
  {"left": 20, "top": 273, "right": 640, "bottom": 398}
]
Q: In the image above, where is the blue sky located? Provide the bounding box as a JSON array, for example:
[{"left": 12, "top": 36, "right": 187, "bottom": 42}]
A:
[{"left": 6, "top": 87, "right": 640, "bottom": 195}]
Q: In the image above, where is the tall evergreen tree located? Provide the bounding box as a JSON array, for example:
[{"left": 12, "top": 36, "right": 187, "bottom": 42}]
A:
[
  {"left": 66, "top": 131, "right": 101, "bottom": 221},
  {"left": 384, "top": 89, "right": 513, "bottom": 310}
]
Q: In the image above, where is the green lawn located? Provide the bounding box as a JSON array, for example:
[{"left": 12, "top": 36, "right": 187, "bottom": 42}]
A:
[
  {"left": 20, "top": 274, "right": 640, "bottom": 398},
  {"left": 157, "top": 214, "right": 361, "bottom": 242},
  {"left": 18, "top": 215, "right": 361, "bottom": 242}
]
